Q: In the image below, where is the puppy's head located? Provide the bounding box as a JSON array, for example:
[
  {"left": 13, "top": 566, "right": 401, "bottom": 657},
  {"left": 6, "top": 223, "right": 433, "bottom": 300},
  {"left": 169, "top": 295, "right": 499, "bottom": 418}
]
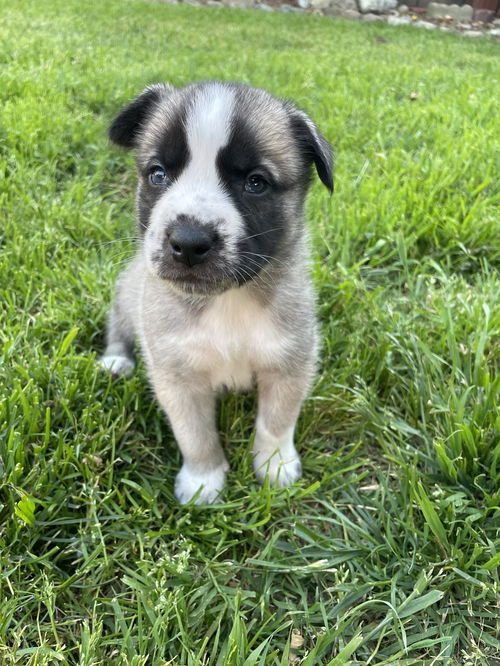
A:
[{"left": 109, "top": 81, "right": 333, "bottom": 295}]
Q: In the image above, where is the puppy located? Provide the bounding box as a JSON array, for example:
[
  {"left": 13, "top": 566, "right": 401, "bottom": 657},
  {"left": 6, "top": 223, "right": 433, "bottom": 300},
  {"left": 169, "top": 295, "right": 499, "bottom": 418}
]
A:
[{"left": 100, "top": 81, "right": 333, "bottom": 504}]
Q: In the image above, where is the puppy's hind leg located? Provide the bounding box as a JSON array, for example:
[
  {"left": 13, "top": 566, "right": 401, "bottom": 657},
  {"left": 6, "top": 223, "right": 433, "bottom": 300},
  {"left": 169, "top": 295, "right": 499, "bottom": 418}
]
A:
[{"left": 99, "top": 283, "right": 136, "bottom": 378}]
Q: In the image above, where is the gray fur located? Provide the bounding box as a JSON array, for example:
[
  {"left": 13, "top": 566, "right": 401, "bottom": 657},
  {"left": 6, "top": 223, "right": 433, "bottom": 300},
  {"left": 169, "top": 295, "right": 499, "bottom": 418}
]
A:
[{"left": 100, "top": 81, "right": 333, "bottom": 504}]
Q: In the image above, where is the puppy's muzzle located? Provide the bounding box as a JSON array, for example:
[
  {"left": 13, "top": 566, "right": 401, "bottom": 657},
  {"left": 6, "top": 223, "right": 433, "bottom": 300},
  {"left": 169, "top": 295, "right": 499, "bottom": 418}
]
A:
[{"left": 167, "top": 222, "right": 219, "bottom": 268}]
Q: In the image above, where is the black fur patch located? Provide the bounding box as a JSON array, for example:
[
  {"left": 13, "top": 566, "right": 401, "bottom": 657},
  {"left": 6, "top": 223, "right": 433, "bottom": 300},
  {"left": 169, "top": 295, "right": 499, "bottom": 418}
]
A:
[
  {"left": 136, "top": 180, "right": 159, "bottom": 234},
  {"left": 216, "top": 117, "right": 290, "bottom": 281},
  {"left": 136, "top": 105, "right": 191, "bottom": 233},
  {"left": 155, "top": 106, "right": 190, "bottom": 175}
]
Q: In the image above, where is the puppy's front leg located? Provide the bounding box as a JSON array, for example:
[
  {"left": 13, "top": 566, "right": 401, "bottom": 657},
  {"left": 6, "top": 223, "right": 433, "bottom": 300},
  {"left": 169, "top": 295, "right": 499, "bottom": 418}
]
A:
[
  {"left": 152, "top": 372, "right": 229, "bottom": 505},
  {"left": 253, "top": 371, "right": 309, "bottom": 488}
]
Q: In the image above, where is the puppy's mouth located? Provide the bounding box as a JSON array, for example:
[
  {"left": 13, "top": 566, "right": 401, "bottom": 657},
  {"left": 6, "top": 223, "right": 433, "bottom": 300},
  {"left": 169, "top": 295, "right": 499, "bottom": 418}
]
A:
[
  {"left": 166, "top": 276, "right": 236, "bottom": 296},
  {"left": 152, "top": 262, "right": 237, "bottom": 295}
]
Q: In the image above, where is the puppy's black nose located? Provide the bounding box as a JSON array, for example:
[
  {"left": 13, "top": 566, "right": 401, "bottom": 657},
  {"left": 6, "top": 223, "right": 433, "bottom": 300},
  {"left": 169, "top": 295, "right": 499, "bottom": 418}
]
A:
[{"left": 169, "top": 226, "right": 214, "bottom": 267}]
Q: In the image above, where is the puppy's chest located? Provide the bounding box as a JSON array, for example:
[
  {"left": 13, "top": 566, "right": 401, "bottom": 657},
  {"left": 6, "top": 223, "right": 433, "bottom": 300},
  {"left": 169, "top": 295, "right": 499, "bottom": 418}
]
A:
[{"left": 150, "top": 289, "right": 286, "bottom": 390}]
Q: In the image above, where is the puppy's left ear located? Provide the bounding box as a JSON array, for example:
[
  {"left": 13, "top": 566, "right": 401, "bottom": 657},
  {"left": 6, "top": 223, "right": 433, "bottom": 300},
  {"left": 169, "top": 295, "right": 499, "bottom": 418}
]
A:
[{"left": 290, "top": 109, "right": 334, "bottom": 193}]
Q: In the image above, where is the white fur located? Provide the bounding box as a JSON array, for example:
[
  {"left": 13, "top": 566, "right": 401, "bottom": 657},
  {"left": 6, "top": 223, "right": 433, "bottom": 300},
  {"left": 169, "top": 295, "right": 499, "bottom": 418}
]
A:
[
  {"left": 98, "top": 354, "right": 135, "bottom": 377},
  {"left": 194, "top": 288, "right": 287, "bottom": 388},
  {"left": 253, "top": 424, "right": 301, "bottom": 486},
  {"left": 175, "top": 461, "right": 229, "bottom": 505},
  {"left": 185, "top": 84, "right": 234, "bottom": 170}
]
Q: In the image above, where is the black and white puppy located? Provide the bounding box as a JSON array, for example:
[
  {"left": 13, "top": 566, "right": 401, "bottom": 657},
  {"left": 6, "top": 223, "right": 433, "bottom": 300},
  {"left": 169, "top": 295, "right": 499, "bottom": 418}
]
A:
[{"left": 100, "top": 81, "right": 333, "bottom": 504}]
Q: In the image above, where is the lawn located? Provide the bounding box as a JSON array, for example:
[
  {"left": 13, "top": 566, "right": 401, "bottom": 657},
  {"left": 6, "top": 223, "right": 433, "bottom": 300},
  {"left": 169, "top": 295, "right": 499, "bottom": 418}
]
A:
[{"left": 0, "top": 0, "right": 499, "bottom": 663}]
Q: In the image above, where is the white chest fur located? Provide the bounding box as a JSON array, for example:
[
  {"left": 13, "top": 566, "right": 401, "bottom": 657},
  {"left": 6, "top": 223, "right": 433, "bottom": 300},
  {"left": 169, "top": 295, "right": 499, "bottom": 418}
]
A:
[
  {"left": 188, "top": 288, "right": 286, "bottom": 390},
  {"left": 142, "top": 285, "right": 288, "bottom": 391}
]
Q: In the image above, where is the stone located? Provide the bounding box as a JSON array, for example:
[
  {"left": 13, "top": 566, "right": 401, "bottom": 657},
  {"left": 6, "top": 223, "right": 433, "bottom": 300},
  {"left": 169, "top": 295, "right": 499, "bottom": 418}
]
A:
[
  {"left": 426, "top": 2, "right": 444, "bottom": 17},
  {"left": 280, "top": 3, "right": 303, "bottom": 11},
  {"left": 492, "top": 18, "right": 500, "bottom": 26},
  {"left": 456, "top": 3, "right": 472, "bottom": 20},
  {"left": 414, "top": 19, "right": 437, "bottom": 27},
  {"left": 322, "top": 0, "right": 356, "bottom": 13},
  {"left": 255, "top": 2, "right": 273, "bottom": 9},
  {"left": 488, "top": 28, "right": 500, "bottom": 36},
  {"left": 314, "top": 0, "right": 358, "bottom": 10},
  {"left": 297, "top": 0, "right": 311, "bottom": 7},
  {"left": 473, "top": 8, "right": 494, "bottom": 22},
  {"left": 398, "top": 3, "right": 409, "bottom": 11},
  {"left": 388, "top": 14, "right": 412, "bottom": 23},
  {"left": 342, "top": 7, "right": 362, "bottom": 17},
  {"left": 462, "top": 29, "right": 483, "bottom": 36},
  {"left": 358, "top": 0, "right": 397, "bottom": 13},
  {"left": 337, "top": 0, "right": 358, "bottom": 10},
  {"left": 361, "top": 11, "right": 384, "bottom": 19},
  {"left": 206, "top": 0, "right": 223, "bottom": 6},
  {"left": 426, "top": 2, "right": 473, "bottom": 21}
]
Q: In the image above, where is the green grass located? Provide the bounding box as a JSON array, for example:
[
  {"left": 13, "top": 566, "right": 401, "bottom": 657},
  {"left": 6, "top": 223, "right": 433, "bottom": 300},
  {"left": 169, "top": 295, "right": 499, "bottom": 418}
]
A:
[{"left": 1, "top": 0, "right": 499, "bottom": 663}]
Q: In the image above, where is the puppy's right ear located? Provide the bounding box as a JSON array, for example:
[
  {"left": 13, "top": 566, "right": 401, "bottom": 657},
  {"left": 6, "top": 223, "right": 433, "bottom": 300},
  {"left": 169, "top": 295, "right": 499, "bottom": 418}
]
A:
[{"left": 108, "top": 83, "right": 172, "bottom": 149}]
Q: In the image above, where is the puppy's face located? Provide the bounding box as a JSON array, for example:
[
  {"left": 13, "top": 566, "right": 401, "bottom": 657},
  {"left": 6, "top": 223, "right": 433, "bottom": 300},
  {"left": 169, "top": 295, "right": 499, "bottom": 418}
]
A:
[{"left": 109, "top": 81, "right": 333, "bottom": 295}]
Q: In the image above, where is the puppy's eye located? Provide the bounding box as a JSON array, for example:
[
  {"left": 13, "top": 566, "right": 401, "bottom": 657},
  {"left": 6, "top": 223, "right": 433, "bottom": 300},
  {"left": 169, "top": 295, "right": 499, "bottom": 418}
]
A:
[
  {"left": 244, "top": 174, "right": 267, "bottom": 195},
  {"left": 149, "top": 167, "right": 168, "bottom": 186}
]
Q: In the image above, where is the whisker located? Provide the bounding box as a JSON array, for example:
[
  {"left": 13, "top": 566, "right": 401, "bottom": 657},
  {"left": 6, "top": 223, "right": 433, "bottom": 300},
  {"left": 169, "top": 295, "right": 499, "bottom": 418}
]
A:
[
  {"left": 105, "top": 248, "right": 137, "bottom": 262},
  {"left": 235, "top": 257, "right": 279, "bottom": 290},
  {"left": 239, "top": 227, "right": 284, "bottom": 242},
  {"left": 109, "top": 257, "right": 136, "bottom": 270},
  {"left": 239, "top": 250, "right": 287, "bottom": 268},
  {"left": 97, "top": 236, "right": 140, "bottom": 247}
]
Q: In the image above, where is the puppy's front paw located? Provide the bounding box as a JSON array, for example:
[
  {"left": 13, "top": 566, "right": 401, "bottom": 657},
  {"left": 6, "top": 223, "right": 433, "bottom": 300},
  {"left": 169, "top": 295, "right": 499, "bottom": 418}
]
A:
[
  {"left": 253, "top": 448, "right": 302, "bottom": 488},
  {"left": 175, "top": 463, "right": 229, "bottom": 505},
  {"left": 99, "top": 355, "right": 135, "bottom": 378}
]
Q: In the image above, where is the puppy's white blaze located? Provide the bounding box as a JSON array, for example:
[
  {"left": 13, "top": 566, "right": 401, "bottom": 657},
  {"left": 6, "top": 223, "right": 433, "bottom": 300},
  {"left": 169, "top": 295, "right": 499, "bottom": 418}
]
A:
[
  {"left": 146, "top": 84, "right": 243, "bottom": 258},
  {"left": 185, "top": 84, "right": 234, "bottom": 180},
  {"left": 180, "top": 84, "right": 242, "bottom": 237}
]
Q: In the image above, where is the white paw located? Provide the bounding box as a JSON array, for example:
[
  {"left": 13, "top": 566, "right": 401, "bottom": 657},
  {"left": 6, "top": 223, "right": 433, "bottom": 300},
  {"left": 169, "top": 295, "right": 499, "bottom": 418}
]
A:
[
  {"left": 98, "top": 355, "right": 135, "bottom": 378},
  {"left": 175, "top": 462, "right": 229, "bottom": 505},
  {"left": 253, "top": 448, "right": 302, "bottom": 487}
]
